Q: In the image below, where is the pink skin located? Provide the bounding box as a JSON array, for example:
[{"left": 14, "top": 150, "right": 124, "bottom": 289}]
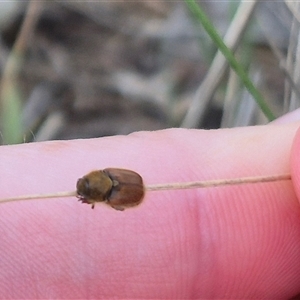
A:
[{"left": 1, "top": 118, "right": 300, "bottom": 298}]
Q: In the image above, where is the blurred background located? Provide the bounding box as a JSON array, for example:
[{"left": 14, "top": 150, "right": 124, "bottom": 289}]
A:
[{"left": 0, "top": 1, "right": 297, "bottom": 144}]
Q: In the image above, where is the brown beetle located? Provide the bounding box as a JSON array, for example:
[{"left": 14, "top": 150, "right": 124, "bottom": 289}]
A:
[{"left": 76, "top": 168, "right": 145, "bottom": 211}]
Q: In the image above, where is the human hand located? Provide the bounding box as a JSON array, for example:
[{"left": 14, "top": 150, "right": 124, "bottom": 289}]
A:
[{"left": 0, "top": 117, "right": 300, "bottom": 298}]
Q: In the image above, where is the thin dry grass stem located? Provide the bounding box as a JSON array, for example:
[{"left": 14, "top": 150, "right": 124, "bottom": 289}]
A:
[
  {"left": 221, "top": 68, "right": 240, "bottom": 128},
  {"left": 289, "top": 4, "right": 300, "bottom": 111},
  {"left": 0, "top": 174, "right": 291, "bottom": 205},
  {"left": 285, "top": 1, "right": 300, "bottom": 24},
  {"left": 1, "top": 0, "right": 42, "bottom": 87},
  {"left": 233, "top": 66, "right": 261, "bottom": 127},
  {"left": 0, "top": 191, "right": 77, "bottom": 204},
  {"left": 146, "top": 174, "right": 291, "bottom": 191},
  {"left": 181, "top": 0, "right": 257, "bottom": 128},
  {"left": 284, "top": 1, "right": 300, "bottom": 112},
  {"left": 257, "top": 16, "right": 300, "bottom": 106}
]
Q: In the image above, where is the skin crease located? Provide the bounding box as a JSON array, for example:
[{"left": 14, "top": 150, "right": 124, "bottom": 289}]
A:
[{"left": 0, "top": 118, "right": 300, "bottom": 298}]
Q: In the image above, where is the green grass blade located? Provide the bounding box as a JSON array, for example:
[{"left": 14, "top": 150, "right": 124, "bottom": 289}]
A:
[{"left": 184, "top": 0, "right": 276, "bottom": 121}]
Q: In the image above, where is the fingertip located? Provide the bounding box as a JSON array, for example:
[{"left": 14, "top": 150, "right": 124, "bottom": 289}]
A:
[
  {"left": 272, "top": 108, "right": 300, "bottom": 124},
  {"left": 291, "top": 125, "right": 300, "bottom": 204}
]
